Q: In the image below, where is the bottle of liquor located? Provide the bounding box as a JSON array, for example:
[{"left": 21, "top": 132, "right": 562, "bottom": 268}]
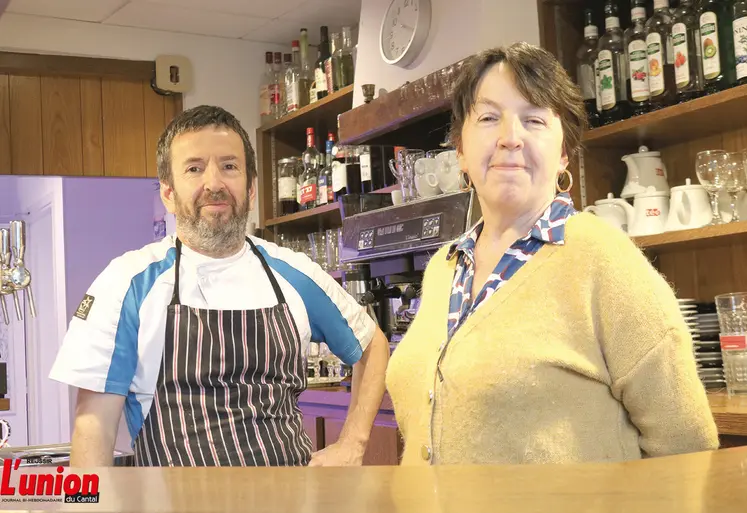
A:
[
  {"left": 596, "top": 0, "right": 630, "bottom": 124},
  {"left": 672, "top": 0, "right": 704, "bottom": 102},
  {"left": 315, "top": 26, "right": 331, "bottom": 101},
  {"left": 298, "top": 30, "right": 312, "bottom": 108},
  {"left": 331, "top": 145, "right": 362, "bottom": 200},
  {"left": 326, "top": 32, "right": 341, "bottom": 94},
  {"left": 285, "top": 41, "right": 301, "bottom": 114},
  {"left": 278, "top": 53, "right": 292, "bottom": 118},
  {"left": 278, "top": 157, "right": 299, "bottom": 215},
  {"left": 360, "top": 146, "right": 374, "bottom": 193},
  {"left": 734, "top": 0, "right": 747, "bottom": 85},
  {"left": 646, "top": 0, "right": 676, "bottom": 109},
  {"left": 317, "top": 135, "right": 335, "bottom": 206},
  {"left": 577, "top": 9, "right": 601, "bottom": 127},
  {"left": 259, "top": 52, "right": 274, "bottom": 124},
  {"left": 272, "top": 52, "right": 283, "bottom": 119},
  {"left": 339, "top": 26, "right": 356, "bottom": 88},
  {"left": 300, "top": 128, "right": 320, "bottom": 211},
  {"left": 625, "top": 1, "right": 651, "bottom": 116},
  {"left": 699, "top": 0, "right": 737, "bottom": 93}
]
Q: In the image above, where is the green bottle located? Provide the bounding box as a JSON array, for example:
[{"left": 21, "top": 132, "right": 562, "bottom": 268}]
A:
[{"left": 698, "top": 0, "right": 737, "bottom": 93}]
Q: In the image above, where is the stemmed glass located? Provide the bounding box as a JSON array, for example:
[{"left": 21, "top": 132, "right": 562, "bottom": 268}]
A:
[
  {"left": 695, "top": 150, "right": 729, "bottom": 225},
  {"left": 723, "top": 152, "right": 747, "bottom": 222}
]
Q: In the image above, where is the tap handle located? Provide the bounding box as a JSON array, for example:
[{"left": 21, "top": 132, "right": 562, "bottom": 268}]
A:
[
  {"left": 12, "top": 291, "right": 22, "bottom": 321},
  {"left": 0, "top": 229, "right": 9, "bottom": 267},
  {"left": 10, "top": 221, "right": 25, "bottom": 265},
  {"left": 25, "top": 286, "right": 36, "bottom": 318},
  {"left": 0, "top": 297, "right": 8, "bottom": 325}
]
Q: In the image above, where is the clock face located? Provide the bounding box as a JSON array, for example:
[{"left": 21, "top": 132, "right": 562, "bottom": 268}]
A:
[{"left": 381, "top": 0, "right": 421, "bottom": 62}]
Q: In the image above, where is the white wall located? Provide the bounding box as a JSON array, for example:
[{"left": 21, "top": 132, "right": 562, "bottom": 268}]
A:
[
  {"left": 352, "top": 0, "right": 539, "bottom": 107},
  {"left": 0, "top": 12, "right": 285, "bottom": 225}
]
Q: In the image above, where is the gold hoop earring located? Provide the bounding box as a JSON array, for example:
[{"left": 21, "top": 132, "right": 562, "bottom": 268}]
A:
[
  {"left": 459, "top": 170, "right": 472, "bottom": 192},
  {"left": 556, "top": 169, "right": 573, "bottom": 193}
]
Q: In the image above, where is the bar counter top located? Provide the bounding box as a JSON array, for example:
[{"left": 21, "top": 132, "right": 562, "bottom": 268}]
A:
[{"left": 36, "top": 446, "right": 747, "bottom": 512}]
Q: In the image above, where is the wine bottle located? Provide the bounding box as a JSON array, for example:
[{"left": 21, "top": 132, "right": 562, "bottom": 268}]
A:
[{"left": 734, "top": 0, "right": 747, "bottom": 85}]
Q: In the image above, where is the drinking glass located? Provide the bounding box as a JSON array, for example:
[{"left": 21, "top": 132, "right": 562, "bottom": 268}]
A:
[
  {"left": 715, "top": 292, "right": 747, "bottom": 396},
  {"left": 723, "top": 152, "right": 746, "bottom": 222},
  {"left": 695, "top": 150, "right": 728, "bottom": 225},
  {"left": 325, "top": 228, "right": 340, "bottom": 271},
  {"left": 308, "top": 231, "right": 328, "bottom": 270}
]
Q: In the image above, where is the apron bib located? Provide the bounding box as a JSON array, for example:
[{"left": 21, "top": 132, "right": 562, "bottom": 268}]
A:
[{"left": 133, "top": 237, "right": 312, "bottom": 466}]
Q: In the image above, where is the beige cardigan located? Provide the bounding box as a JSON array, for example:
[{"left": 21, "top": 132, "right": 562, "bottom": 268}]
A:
[{"left": 385, "top": 213, "right": 720, "bottom": 465}]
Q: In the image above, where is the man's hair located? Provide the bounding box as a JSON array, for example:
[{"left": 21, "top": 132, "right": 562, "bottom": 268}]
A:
[
  {"left": 156, "top": 105, "right": 257, "bottom": 189},
  {"left": 448, "top": 42, "right": 587, "bottom": 156}
]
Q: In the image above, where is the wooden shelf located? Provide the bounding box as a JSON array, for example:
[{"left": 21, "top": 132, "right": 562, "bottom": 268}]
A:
[
  {"left": 265, "top": 202, "right": 341, "bottom": 231},
  {"left": 338, "top": 63, "right": 459, "bottom": 145},
  {"left": 259, "top": 85, "right": 354, "bottom": 140},
  {"left": 583, "top": 84, "right": 747, "bottom": 149},
  {"left": 631, "top": 222, "right": 747, "bottom": 252},
  {"left": 0, "top": 399, "right": 9, "bottom": 411}
]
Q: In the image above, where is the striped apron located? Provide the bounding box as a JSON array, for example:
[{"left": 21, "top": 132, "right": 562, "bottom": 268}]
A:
[{"left": 132, "top": 237, "right": 313, "bottom": 466}]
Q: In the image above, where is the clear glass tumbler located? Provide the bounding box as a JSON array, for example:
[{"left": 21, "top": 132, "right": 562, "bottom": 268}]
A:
[{"left": 715, "top": 292, "right": 747, "bottom": 396}]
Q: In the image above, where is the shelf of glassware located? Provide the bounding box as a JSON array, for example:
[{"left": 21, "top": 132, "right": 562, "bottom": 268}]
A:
[{"left": 631, "top": 221, "right": 747, "bottom": 252}]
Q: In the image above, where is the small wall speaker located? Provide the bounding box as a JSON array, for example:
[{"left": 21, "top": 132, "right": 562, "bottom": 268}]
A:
[{"left": 155, "top": 55, "right": 193, "bottom": 93}]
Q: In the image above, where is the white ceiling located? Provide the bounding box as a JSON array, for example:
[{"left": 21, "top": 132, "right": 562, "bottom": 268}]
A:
[{"left": 4, "top": 0, "right": 361, "bottom": 45}]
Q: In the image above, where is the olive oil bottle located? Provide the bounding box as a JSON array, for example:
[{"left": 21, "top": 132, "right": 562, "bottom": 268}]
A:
[
  {"left": 646, "top": 0, "right": 677, "bottom": 109},
  {"left": 672, "top": 0, "right": 704, "bottom": 102},
  {"left": 699, "top": 0, "right": 737, "bottom": 93},
  {"left": 596, "top": 0, "right": 630, "bottom": 124}
]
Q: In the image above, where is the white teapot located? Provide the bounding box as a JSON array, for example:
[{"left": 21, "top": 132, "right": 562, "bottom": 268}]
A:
[
  {"left": 665, "top": 178, "right": 712, "bottom": 231},
  {"left": 583, "top": 193, "right": 633, "bottom": 232},
  {"left": 628, "top": 186, "right": 670, "bottom": 237},
  {"left": 621, "top": 145, "right": 669, "bottom": 199}
]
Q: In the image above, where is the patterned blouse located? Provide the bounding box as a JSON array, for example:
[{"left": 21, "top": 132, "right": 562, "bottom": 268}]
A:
[{"left": 445, "top": 192, "right": 577, "bottom": 340}]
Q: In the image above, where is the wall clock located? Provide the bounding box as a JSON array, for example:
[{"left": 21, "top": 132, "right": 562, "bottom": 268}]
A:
[{"left": 378, "top": 0, "right": 432, "bottom": 68}]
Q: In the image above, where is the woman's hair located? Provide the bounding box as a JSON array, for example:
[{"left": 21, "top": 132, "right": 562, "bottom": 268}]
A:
[{"left": 448, "top": 42, "right": 587, "bottom": 157}]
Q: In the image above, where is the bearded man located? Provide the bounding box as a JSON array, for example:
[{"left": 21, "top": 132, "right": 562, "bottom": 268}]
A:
[{"left": 50, "top": 105, "right": 390, "bottom": 467}]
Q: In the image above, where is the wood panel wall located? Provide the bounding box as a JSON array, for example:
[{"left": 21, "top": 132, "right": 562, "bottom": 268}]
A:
[{"left": 0, "top": 73, "right": 181, "bottom": 178}]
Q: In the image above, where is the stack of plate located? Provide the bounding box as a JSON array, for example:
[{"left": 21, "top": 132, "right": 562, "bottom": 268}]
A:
[{"left": 681, "top": 300, "right": 725, "bottom": 389}]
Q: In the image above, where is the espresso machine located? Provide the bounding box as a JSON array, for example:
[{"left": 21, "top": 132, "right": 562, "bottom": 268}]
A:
[{"left": 339, "top": 190, "right": 481, "bottom": 350}]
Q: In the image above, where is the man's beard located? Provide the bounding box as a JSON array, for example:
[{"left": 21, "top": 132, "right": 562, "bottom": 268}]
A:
[{"left": 174, "top": 190, "right": 249, "bottom": 255}]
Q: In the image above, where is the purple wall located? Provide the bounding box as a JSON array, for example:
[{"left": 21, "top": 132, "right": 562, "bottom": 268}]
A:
[{"left": 62, "top": 177, "right": 160, "bottom": 322}]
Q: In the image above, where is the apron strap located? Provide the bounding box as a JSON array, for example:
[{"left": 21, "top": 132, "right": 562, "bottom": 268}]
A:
[
  {"left": 170, "top": 238, "right": 183, "bottom": 306},
  {"left": 246, "top": 237, "right": 287, "bottom": 305},
  {"left": 170, "top": 237, "right": 287, "bottom": 306}
]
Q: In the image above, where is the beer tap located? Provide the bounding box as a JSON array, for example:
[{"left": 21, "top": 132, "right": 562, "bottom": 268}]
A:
[
  {"left": 0, "top": 229, "right": 18, "bottom": 323},
  {"left": 9, "top": 221, "right": 36, "bottom": 319}
]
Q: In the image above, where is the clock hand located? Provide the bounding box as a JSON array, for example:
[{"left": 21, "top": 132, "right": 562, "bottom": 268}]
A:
[{"left": 400, "top": 23, "right": 415, "bottom": 31}]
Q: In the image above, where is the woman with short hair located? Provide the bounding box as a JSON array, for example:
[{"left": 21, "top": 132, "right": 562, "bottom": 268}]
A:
[{"left": 385, "top": 42, "right": 719, "bottom": 466}]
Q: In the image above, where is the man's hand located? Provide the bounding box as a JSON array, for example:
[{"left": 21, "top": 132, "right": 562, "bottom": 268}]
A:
[{"left": 308, "top": 440, "right": 365, "bottom": 466}]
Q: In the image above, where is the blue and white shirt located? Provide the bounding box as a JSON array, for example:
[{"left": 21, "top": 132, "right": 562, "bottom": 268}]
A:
[
  {"left": 49, "top": 235, "right": 376, "bottom": 439},
  {"left": 445, "top": 192, "right": 576, "bottom": 339}
]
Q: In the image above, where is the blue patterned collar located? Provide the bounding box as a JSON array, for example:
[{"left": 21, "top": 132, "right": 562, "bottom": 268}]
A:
[{"left": 446, "top": 192, "right": 576, "bottom": 260}]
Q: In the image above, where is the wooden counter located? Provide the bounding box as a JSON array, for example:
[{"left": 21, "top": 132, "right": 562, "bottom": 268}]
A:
[
  {"left": 34, "top": 447, "right": 747, "bottom": 512},
  {"left": 707, "top": 391, "right": 747, "bottom": 436}
]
